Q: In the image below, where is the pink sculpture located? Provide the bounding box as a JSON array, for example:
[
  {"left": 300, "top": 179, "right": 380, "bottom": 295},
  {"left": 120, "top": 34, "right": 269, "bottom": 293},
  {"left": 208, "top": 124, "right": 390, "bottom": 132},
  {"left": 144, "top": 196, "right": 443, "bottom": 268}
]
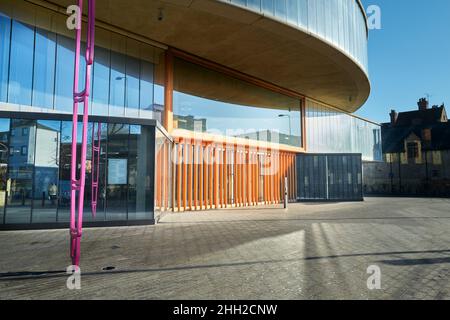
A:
[{"left": 70, "top": 0, "right": 96, "bottom": 267}]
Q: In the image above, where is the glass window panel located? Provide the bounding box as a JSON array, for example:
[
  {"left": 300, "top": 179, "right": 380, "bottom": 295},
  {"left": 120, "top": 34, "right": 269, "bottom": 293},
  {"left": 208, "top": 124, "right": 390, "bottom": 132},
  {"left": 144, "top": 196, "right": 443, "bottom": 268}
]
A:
[
  {"left": 286, "top": 0, "right": 298, "bottom": 26},
  {"left": 127, "top": 124, "right": 139, "bottom": 218},
  {"left": 0, "top": 14, "right": 11, "bottom": 102},
  {"left": 139, "top": 60, "right": 154, "bottom": 118},
  {"left": 125, "top": 56, "right": 140, "bottom": 117},
  {"left": 298, "top": 0, "right": 308, "bottom": 29},
  {"left": 5, "top": 119, "right": 36, "bottom": 224},
  {"left": 231, "top": 0, "right": 247, "bottom": 7},
  {"left": 8, "top": 21, "right": 34, "bottom": 106},
  {"left": 106, "top": 123, "right": 129, "bottom": 221},
  {"left": 316, "top": 0, "right": 325, "bottom": 38},
  {"left": 153, "top": 83, "right": 164, "bottom": 123},
  {"left": 77, "top": 42, "right": 87, "bottom": 115},
  {"left": 129, "top": 124, "right": 154, "bottom": 220},
  {"left": 57, "top": 121, "right": 79, "bottom": 222},
  {"left": 31, "top": 120, "right": 60, "bottom": 223},
  {"left": 55, "top": 35, "right": 75, "bottom": 112},
  {"left": 32, "top": 29, "right": 56, "bottom": 109},
  {"left": 173, "top": 58, "right": 302, "bottom": 148},
  {"left": 325, "top": 0, "right": 333, "bottom": 42},
  {"left": 91, "top": 46, "right": 110, "bottom": 116},
  {"left": 109, "top": 52, "right": 126, "bottom": 116},
  {"left": 81, "top": 122, "right": 107, "bottom": 222},
  {"left": 0, "top": 118, "right": 10, "bottom": 223},
  {"left": 82, "top": 121, "right": 94, "bottom": 221},
  {"left": 262, "top": 0, "right": 274, "bottom": 15},
  {"left": 274, "top": 0, "right": 287, "bottom": 21},
  {"left": 332, "top": 0, "right": 339, "bottom": 45},
  {"left": 246, "top": 0, "right": 261, "bottom": 11}
]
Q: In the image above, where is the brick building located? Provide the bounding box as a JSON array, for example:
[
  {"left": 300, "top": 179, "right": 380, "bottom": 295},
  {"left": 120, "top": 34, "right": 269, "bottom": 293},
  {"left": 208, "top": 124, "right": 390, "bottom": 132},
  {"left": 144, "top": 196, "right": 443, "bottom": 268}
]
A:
[{"left": 364, "top": 98, "right": 450, "bottom": 196}]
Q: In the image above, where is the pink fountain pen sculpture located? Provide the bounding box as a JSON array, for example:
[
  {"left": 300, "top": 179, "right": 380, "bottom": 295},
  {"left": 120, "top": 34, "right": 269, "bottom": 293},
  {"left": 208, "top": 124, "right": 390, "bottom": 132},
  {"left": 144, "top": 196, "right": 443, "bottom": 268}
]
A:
[{"left": 70, "top": 0, "right": 96, "bottom": 267}]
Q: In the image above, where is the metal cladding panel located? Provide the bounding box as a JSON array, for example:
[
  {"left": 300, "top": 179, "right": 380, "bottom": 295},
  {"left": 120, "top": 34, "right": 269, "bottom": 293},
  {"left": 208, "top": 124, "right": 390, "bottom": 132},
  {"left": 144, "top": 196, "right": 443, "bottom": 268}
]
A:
[{"left": 297, "top": 153, "right": 363, "bottom": 201}]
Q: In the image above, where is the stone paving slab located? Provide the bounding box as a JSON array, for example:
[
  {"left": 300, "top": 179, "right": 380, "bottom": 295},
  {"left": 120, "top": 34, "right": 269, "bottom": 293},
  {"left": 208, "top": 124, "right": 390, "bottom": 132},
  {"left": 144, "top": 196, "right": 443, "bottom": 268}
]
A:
[{"left": 1, "top": 197, "right": 450, "bottom": 299}]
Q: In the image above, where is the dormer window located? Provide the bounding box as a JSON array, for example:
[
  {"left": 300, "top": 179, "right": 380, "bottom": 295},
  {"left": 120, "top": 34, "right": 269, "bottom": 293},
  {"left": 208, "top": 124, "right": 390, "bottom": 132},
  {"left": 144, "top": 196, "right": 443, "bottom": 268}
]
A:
[{"left": 407, "top": 142, "right": 419, "bottom": 159}]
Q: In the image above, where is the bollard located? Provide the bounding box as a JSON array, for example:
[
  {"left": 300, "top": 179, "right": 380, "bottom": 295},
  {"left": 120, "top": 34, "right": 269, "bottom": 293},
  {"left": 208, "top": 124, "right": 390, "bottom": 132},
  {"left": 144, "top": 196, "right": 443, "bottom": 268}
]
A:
[{"left": 284, "top": 176, "right": 288, "bottom": 209}]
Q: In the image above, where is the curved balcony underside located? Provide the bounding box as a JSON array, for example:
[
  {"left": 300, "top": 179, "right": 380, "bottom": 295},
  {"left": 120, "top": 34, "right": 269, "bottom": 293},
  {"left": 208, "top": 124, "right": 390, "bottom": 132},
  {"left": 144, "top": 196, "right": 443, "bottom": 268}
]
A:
[{"left": 49, "top": 0, "right": 371, "bottom": 112}]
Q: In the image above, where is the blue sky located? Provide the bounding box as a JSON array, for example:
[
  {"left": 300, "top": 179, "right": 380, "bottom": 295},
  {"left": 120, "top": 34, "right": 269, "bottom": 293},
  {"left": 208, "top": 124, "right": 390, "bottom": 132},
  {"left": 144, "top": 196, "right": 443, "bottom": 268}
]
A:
[{"left": 357, "top": 0, "right": 450, "bottom": 123}]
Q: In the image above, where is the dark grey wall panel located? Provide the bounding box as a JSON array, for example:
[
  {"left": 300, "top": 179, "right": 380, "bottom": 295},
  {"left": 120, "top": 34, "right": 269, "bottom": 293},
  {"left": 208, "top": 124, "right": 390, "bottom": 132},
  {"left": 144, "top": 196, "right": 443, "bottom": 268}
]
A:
[{"left": 297, "top": 153, "right": 363, "bottom": 201}]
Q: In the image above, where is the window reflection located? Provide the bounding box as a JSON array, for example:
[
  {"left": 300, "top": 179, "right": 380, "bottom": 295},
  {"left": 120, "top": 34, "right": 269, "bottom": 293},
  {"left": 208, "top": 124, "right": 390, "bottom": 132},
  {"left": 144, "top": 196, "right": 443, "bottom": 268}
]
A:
[
  {"left": 32, "top": 120, "right": 60, "bottom": 223},
  {"left": 127, "top": 125, "right": 139, "bottom": 218},
  {"left": 106, "top": 123, "right": 129, "bottom": 220},
  {"left": 0, "top": 14, "right": 11, "bottom": 102},
  {"left": 5, "top": 119, "right": 36, "bottom": 224},
  {"left": 0, "top": 118, "right": 10, "bottom": 223},
  {"left": 83, "top": 122, "right": 107, "bottom": 222},
  {"left": 33, "top": 29, "right": 56, "bottom": 109},
  {"left": 57, "top": 121, "right": 76, "bottom": 222},
  {"left": 173, "top": 57, "right": 302, "bottom": 148},
  {"left": 305, "top": 100, "right": 382, "bottom": 161},
  {"left": 140, "top": 61, "right": 154, "bottom": 117},
  {"left": 0, "top": 117, "right": 157, "bottom": 225},
  {"left": 8, "top": 21, "right": 34, "bottom": 106},
  {"left": 109, "top": 52, "right": 126, "bottom": 116},
  {"left": 0, "top": 12, "right": 163, "bottom": 121},
  {"left": 55, "top": 36, "right": 75, "bottom": 112},
  {"left": 91, "top": 47, "right": 110, "bottom": 116},
  {"left": 125, "top": 56, "right": 140, "bottom": 117}
]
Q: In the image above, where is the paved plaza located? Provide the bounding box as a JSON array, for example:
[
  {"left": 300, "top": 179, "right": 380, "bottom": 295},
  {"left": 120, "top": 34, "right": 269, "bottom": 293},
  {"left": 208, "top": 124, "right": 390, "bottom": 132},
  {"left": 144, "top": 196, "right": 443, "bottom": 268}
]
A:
[{"left": 1, "top": 197, "right": 450, "bottom": 300}]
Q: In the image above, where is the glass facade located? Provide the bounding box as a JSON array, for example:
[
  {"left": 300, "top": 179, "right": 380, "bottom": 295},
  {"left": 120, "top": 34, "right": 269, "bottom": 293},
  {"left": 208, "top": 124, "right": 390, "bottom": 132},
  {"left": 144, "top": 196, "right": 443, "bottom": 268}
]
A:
[
  {"left": 0, "top": 11, "right": 164, "bottom": 121},
  {"left": 224, "top": 0, "right": 369, "bottom": 73},
  {"left": 0, "top": 116, "right": 158, "bottom": 226},
  {"left": 0, "top": 1, "right": 381, "bottom": 224},
  {"left": 173, "top": 57, "right": 303, "bottom": 148},
  {"left": 306, "top": 99, "right": 382, "bottom": 161}
]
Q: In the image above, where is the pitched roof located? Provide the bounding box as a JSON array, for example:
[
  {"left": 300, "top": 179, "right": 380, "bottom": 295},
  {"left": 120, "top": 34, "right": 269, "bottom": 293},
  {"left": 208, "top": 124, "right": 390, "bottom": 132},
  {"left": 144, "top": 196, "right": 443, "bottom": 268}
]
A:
[
  {"left": 381, "top": 105, "right": 450, "bottom": 153},
  {"left": 382, "top": 122, "right": 450, "bottom": 153},
  {"left": 394, "top": 106, "right": 446, "bottom": 126}
]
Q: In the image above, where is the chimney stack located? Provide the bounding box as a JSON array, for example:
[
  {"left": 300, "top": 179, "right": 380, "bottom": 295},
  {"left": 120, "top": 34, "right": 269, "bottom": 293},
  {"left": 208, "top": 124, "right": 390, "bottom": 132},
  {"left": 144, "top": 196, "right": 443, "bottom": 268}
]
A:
[
  {"left": 418, "top": 98, "right": 429, "bottom": 111},
  {"left": 390, "top": 109, "right": 398, "bottom": 125}
]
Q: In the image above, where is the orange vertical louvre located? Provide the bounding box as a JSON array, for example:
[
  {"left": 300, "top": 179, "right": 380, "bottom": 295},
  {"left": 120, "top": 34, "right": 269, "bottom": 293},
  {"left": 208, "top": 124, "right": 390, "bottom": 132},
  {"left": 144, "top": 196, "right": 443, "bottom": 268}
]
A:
[
  {"left": 176, "top": 142, "right": 181, "bottom": 212},
  {"left": 199, "top": 143, "right": 204, "bottom": 210},
  {"left": 193, "top": 143, "right": 198, "bottom": 210},
  {"left": 187, "top": 141, "right": 193, "bottom": 211},
  {"left": 233, "top": 144, "right": 238, "bottom": 207},
  {"left": 246, "top": 147, "right": 251, "bottom": 207},
  {"left": 203, "top": 143, "right": 209, "bottom": 209},
  {"left": 183, "top": 141, "right": 188, "bottom": 211},
  {"left": 223, "top": 146, "right": 228, "bottom": 208},
  {"left": 219, "top": 146, "right": 224, "bottom": 208}
]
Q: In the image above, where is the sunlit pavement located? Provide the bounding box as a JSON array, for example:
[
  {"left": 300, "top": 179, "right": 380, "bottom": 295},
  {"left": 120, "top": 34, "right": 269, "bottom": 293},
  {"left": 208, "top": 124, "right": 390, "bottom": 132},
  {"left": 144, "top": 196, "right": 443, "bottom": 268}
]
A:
[{"left": 1, "top": 197, "right": 450, "bottom": 300}]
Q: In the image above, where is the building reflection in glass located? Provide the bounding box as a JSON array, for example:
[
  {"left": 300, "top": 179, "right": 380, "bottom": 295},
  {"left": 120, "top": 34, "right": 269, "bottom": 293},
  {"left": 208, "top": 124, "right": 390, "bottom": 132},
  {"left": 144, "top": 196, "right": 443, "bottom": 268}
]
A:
[
  {"left": 173, "top": 58, "right": 303, "bottom": 148},
  {"left": 0, "top": 118, "right": 157, "bottom": 225}
]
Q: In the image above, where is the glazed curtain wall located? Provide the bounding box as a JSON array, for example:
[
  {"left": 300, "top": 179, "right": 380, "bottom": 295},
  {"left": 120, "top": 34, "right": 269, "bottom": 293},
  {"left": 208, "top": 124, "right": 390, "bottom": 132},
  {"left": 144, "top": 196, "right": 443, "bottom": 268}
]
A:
[
  {"left": 0, "top": 117, "right": 156, "bottom": 226},
  {"left": 306, "top": 100, "right": 382, "bottom": 161},
  {"left": 224, "top": 0, "right": 369, "bottom": 73},
  {"left": 173, "top": 57, "right": 303, "bottom": 149},
  {"left": 0, "top": 11, "right": 165, "bottom": 120}
]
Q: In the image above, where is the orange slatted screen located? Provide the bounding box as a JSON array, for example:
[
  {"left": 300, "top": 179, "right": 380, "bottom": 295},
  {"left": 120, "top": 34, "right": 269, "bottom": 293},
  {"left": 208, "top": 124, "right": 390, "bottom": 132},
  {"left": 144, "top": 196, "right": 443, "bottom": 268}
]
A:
[{"left": 168, "top": 138, "right": 297, "bottom": 211}]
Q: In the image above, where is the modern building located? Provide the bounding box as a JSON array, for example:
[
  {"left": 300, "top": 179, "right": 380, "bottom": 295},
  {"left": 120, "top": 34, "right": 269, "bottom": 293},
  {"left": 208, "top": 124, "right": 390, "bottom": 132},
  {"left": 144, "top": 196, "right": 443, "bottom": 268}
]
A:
[
  {"left": 364, "top": 98, "right": 450, "bottom": 196},
  {"left": 0, "top": 0, "right": 381, "bottom": 229}
]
